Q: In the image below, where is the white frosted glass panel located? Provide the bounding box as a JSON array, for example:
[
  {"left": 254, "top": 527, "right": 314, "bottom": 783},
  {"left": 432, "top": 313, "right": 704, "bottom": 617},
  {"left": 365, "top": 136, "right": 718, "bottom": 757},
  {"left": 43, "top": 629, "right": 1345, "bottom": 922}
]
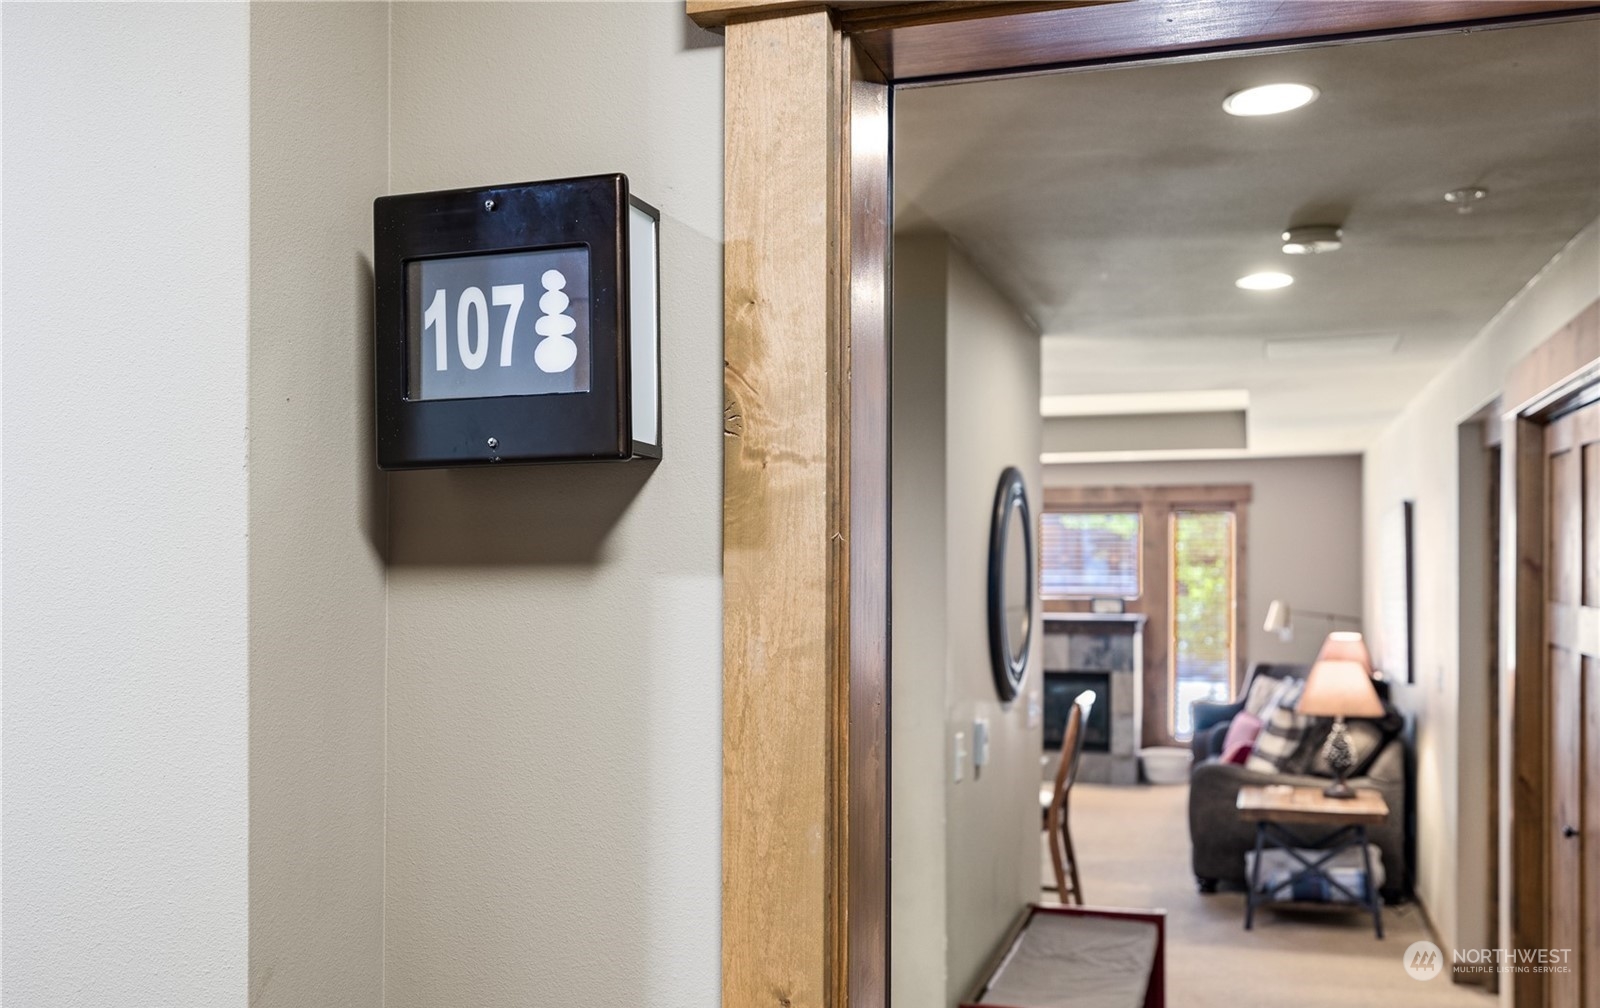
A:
[{"left": 629, "top": 204, "right": 659, "bottom": 446}]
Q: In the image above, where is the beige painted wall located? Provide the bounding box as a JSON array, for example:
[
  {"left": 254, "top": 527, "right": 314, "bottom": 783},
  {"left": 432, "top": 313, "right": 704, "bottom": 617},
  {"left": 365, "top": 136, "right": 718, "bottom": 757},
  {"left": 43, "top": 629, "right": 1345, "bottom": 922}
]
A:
[
  {"left": 893, "top": 235, "right": 1044, "bottom": 1007},
  {"left": 1044, "top": 455, "right": 1364, "bottom": 670},
  {"left": 1364, "top": 217, "right": 1600, "bottom": 972},
  {"left": 2, "top": 4, "right": 251, "bottom": 1002},
  {"left": 247, "top": 5, "right": 390, "bottom": 1006},
  {"left": 891, "top": 236, "right": 952, "bottom": 1008},
  {"left": 943, "top": 243, "right": 1046, "bottom": 1005},
  {"left": 382, "top": 5, "right": 724, "bottom": 1007}
]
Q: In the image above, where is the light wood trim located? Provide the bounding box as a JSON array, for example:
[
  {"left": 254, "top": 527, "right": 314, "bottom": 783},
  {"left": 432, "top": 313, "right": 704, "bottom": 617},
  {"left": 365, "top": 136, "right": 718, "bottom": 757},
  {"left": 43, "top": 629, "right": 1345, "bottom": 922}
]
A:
[
  {"left": 722, "top": 14, "right": 839, "bottom": 1008},
  {"left": 1505, "top": 300, "right": 1600, "bottom": 414}
]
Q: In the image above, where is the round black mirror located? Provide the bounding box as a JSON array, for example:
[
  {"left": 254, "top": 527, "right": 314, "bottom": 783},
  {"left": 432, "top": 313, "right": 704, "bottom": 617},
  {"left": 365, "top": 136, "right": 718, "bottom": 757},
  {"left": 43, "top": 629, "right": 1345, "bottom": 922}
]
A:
[{"left": 987, "top": 466, "right": 1034, "bottom": 702}]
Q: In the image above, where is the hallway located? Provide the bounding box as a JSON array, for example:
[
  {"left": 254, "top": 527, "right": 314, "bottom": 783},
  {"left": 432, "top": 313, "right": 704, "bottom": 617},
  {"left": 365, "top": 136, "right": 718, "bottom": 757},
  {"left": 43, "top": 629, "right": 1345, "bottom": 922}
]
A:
[{"left": 1048, "top": 783, "right": 1496, "bottom": 1008}]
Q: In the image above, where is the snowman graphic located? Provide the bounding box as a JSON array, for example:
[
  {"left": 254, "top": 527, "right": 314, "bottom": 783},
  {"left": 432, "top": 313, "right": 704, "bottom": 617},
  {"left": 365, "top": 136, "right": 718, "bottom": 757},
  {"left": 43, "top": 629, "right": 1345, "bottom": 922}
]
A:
[{"left": 533, "top": 268, "right": 578, "bottom": 374}]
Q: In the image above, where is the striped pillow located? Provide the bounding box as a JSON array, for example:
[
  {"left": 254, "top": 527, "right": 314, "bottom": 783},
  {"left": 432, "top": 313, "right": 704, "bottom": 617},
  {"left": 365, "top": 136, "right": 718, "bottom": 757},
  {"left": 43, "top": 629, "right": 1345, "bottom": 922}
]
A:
[
  {"left": 1245, "top": 679, "right": 1308, "bottom": 774},
  {"left": 1242, "top": 675, "right": 1284, "bottom": 718}
]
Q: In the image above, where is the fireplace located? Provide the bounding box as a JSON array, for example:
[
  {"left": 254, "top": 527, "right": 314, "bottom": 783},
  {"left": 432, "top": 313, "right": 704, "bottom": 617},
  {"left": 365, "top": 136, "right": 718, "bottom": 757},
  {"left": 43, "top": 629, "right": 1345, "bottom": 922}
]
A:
[
  {"left": 1040, "top": 614, "right": 1146, "bottom": 785},
  {"left": 1044, "top": 671, "right": 1110, "bottom": 753}
]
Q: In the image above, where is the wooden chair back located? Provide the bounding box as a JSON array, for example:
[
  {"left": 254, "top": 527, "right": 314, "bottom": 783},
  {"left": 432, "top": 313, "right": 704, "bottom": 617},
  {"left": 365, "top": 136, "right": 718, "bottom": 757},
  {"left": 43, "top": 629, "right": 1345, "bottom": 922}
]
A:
[{"left": 1046, "top": 701, "right": 1086, "bottom": 903}]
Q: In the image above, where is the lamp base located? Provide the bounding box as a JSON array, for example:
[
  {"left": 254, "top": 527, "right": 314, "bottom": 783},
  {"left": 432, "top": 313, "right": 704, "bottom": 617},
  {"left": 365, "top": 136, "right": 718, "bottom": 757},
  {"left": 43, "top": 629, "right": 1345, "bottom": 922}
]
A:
[{"left": 1322, "top": 779, "right": 1357, "bottom": 800}]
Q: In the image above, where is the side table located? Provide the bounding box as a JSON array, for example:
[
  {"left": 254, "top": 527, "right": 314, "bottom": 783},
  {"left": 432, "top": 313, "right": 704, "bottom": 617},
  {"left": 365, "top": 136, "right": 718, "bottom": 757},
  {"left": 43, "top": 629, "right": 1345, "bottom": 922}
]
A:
[{"left": 1235, "top": 784, "right": 1389, "bottom": 939}]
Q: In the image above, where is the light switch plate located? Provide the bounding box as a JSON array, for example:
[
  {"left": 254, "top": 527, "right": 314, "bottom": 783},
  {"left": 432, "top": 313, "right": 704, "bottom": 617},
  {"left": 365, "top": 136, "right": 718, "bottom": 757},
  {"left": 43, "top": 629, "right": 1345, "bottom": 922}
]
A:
[{"left": 952, "top": 731, "right": 966, "bottom": 783}]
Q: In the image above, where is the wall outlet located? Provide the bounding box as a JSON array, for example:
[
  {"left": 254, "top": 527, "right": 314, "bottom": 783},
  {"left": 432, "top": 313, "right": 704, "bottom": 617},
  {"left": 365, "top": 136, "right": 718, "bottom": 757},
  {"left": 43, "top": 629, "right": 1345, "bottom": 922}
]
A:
[
  {"left": 972, "top": 718, "right": 990, "bottom": 771},
  {"left": 952, "top": 730, "right": 966, "bottom": 783}
]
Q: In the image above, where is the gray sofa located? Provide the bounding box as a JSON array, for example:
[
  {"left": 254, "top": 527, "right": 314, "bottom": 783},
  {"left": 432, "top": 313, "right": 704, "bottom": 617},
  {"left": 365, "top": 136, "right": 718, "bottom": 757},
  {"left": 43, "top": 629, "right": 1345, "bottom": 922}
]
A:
[{"left": 1187, "top": 663, "right": 1409, "bottom": 901}]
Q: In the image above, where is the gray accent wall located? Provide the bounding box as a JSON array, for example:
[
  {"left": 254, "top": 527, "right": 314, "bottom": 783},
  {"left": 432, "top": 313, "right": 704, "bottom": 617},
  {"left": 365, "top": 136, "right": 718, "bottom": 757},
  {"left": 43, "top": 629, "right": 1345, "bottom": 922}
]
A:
[
  {"left": 1044, "top": 454, "right": 1364, "bottom": 669},
  {"left": 382, "top": 6, "right": 724, "bottom": 1008},
  {"left": 248, "top": 5, "right": 391, "bottom": 1006}
]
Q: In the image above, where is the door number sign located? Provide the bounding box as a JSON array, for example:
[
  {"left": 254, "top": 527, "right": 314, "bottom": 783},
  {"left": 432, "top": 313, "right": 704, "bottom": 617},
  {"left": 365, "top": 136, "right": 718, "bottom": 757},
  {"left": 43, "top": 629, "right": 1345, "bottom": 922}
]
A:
[{"left": 376, "top": 173, "right": 661, "bottom": 468}]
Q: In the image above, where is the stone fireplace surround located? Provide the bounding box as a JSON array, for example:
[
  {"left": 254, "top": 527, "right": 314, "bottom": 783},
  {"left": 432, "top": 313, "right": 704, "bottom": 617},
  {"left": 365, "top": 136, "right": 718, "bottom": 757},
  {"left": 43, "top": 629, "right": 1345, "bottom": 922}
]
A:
[{"left": 1040, "top": 613, "right": 1145, "bottom": 786}]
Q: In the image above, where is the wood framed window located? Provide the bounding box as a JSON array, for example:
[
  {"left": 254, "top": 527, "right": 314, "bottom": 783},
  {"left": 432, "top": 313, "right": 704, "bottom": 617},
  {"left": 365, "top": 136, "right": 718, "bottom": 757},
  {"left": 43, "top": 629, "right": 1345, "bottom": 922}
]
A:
[{"left": 1043, "top": 485, "right": 1250, "bottom": 746}]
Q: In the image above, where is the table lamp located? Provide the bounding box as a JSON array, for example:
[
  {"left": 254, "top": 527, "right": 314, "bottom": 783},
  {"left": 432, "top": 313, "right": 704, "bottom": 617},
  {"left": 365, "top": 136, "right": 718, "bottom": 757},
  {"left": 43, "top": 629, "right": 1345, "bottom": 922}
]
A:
[
  {"left": 1296, "top": 658, "right": 1385, "bottom": 799},
  {"left": 1316, "top": 630, "right": 1374, "bottom": 675}
]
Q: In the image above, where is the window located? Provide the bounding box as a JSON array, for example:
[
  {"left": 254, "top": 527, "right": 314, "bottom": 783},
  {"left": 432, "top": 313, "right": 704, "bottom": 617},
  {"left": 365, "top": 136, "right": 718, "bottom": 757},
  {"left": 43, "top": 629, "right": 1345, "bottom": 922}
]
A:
[
  {"left": 1042, "top": 485, "right": 1248, "bottom": 747},
  {"left": 1170, "top": 510, "right": 1236, "bottom": 740},
  {"left": 1040, "top": 511, "right": 1140, "bottom": 599}
]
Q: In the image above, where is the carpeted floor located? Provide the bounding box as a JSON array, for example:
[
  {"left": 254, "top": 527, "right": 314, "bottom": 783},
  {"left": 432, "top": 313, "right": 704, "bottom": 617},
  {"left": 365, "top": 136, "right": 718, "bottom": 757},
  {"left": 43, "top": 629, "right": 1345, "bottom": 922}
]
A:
[{"left": 1041, "top": 782, "right": 1497, "bottom": 1008}]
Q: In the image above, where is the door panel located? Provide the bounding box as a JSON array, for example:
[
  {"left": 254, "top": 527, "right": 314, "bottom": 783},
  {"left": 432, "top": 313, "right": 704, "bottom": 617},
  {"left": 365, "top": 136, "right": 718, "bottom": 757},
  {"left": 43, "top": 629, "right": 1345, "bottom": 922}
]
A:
[
  {"left": 1548, "top": 647, "right": 1582, "bottom": 1008},
  {"left": 1547, "top": 399, "right": 1600, "bottom": 1008},
  {"left": 1586, "top": 655, "right": 1600, "bottom": 1008}
]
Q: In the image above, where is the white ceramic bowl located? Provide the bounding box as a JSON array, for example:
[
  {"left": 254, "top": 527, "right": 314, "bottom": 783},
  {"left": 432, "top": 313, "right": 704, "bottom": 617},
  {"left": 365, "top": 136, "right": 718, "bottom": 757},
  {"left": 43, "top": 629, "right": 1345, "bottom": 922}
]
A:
[{"left": 1139, "top": 745, "right": 1191, "bottom": 785}]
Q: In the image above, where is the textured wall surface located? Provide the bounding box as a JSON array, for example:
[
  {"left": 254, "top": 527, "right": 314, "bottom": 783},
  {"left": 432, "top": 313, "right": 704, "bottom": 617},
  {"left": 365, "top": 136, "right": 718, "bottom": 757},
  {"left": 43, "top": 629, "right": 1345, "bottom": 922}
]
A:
[
  {"left": 940, "top": 244, "right": 1045, "bottom": 1006},
  {"left": 892, "top": 235, "right": 1044, "bottom": 1008},
  {"left": 891, "top": 236, "right": 952, "bottom": 1008},
  {"left": 1045, "top": 454, "right": 1365, "bottom": 668},
  {"left": 247, "top": 5, "right": 391, "bottom": 1007},
  {"left": 1364, "top": 218, "right": 1598, "bottom": 963},
  {"left": 382, "top": 5, "right": 724, "bottom": 1007},
  {"left": 1, "top": 4, "right": 251, "bottom": 1003}
]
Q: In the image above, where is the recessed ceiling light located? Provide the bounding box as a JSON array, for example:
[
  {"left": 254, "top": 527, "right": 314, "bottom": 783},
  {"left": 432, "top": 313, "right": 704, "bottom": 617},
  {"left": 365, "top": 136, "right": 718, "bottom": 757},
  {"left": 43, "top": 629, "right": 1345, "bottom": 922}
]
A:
[
  {"left": 1281, "top": 225, "right": 1343, "bottom": 255},
  {"left": 1222, "top": 83, "right": 1319, "bottom": 117},
  {"left": 1236, "top": 271, "right": 1294, "bottom": 291}
]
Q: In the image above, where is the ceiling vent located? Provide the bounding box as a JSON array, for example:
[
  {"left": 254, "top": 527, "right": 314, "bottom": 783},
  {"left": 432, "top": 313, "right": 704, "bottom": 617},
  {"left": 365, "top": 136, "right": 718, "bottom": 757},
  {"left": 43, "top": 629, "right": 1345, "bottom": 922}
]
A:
[{"left": 1281, "top": 225, "right": 1343, "bottom": 254}]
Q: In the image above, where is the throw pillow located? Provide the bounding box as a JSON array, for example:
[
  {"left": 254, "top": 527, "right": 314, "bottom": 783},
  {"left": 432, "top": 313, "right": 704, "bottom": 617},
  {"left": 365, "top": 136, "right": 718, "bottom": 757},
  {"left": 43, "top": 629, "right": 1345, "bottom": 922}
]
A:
[
  {"left": 1245, "top": 679, "right": 1309, "bottom": 775},
  {"left": 1242, "top": 675, "right": 1283, "bottom": 718},
  {"left": 1220, "top": 711, "right": 1264, "bottom": 765}
]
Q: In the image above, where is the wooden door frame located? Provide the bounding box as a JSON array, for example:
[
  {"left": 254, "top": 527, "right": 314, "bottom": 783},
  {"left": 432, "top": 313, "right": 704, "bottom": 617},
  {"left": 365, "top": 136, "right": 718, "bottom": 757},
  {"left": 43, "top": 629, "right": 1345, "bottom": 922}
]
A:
[
  {"left": 1501, "top": 301, "right": 1600, "bottom": 1008},
  {"left": 692, "top": 3, "right": 1600, "bottom": 1005}
]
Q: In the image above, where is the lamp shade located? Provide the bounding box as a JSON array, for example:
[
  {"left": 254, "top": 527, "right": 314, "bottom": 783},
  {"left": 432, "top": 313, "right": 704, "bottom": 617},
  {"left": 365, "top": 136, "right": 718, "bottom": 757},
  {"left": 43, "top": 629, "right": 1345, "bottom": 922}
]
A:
[
  {"left": 1315, "top": 631, "right": 1373, "bottom": 675},
  {"left": 1263, "top": 600, "right": 1291, "bottom": 635},
  {"left": 1297, "top": 659, "right": 1385, "bottom": 718}
]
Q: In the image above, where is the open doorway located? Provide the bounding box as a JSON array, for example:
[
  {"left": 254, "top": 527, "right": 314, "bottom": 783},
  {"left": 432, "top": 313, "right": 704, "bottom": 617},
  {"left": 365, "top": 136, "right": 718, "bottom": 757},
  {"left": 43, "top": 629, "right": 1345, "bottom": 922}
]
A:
[{"left": 887, "top": 15, "right": 1598, "bottom": 1007}]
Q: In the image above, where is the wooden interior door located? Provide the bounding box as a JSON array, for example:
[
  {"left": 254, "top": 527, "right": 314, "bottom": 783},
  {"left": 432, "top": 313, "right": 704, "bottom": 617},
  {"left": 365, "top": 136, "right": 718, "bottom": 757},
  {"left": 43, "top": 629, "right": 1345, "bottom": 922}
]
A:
[{"left": 1546, "top": 397, "right": 1600, "bottom": 1007}]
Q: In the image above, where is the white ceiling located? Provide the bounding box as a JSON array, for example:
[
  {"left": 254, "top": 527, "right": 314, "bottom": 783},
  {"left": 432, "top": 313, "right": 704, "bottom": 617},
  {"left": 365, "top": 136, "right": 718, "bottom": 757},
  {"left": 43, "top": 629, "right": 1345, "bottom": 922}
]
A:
[{"left": 895, "top": 17, "right": 1600, "bottom": 457}]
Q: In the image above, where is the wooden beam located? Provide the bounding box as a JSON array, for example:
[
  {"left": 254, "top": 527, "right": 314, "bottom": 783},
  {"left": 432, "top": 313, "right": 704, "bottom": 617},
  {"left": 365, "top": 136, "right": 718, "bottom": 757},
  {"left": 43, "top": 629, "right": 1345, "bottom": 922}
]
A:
[
  {"left": 1502, "top": 415, "right": 1548, "bottom": 1008},
  {"left": 687, "top": 0, "right": 1108, "bottom": 31},
  {"left": 722, "top": 14, "right": 838, "bottom": 1008},
  {"left": 849, "top": 0, "right": 1600, "bottom": 81},
  {"left": 1044, "top": 484, "right": 1253, "bottom": 508},
  {"left": 1505, "top": 300, "right": 1600, "bottom": 414},
  {"left": 834, "top": 34, "right": 891, "bottom": 1008}
]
